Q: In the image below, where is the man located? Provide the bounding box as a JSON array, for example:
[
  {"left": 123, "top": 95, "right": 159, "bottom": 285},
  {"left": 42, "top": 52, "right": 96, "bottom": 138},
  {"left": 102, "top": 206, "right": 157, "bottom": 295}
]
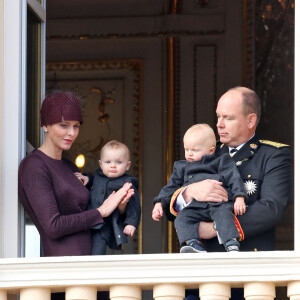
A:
[
  {"left": 169, "top": 86, "right": 292, "bottom": 252},
  {"left": 168, "top": 86, "right": 292, "bottom": 299}
]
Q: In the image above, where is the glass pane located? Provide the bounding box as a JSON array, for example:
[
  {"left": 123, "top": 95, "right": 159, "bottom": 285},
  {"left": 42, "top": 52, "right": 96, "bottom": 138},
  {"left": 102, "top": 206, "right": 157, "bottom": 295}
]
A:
[{"left": 27, "top": 8, "right": 41, "bottom": 149}]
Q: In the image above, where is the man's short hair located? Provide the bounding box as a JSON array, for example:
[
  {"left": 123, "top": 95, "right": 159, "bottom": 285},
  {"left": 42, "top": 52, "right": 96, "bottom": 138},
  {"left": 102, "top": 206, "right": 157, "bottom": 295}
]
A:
[{"left": 230, "top": 86, "right": 261, "bottom": 125}]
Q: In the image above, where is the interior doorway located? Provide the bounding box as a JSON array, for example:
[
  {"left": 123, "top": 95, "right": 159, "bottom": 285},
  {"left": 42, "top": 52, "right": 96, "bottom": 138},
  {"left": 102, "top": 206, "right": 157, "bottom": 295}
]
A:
[{"left": 45, "top": 0, "right": 294, "bottom": 254}]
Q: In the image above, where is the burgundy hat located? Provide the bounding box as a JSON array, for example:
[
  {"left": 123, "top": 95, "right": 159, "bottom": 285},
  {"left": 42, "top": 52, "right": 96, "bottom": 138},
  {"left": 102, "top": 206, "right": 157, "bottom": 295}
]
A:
[{"left": 40, "top": 91, "right": 83, "bottom": 126}]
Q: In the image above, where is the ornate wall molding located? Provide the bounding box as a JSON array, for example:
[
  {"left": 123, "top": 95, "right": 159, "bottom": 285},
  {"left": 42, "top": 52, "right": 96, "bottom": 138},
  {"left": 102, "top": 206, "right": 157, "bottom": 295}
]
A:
[
  {"left": 47, "top": 60, "right": 142, "bottom": 74},
  {"left": 46, "top": 30, "right": 225, "bottom": 41},
  {"left": 46, "top": 14, "right": 226, "bottom": 41}
]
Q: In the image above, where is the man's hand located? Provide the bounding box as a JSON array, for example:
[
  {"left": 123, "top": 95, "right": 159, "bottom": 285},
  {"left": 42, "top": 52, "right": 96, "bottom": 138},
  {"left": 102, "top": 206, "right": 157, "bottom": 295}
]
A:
[
  {"left": 183, "top": 179, "right": 228, "bottom": 204},
  {"left": 234, "top": 196, "right": 246, "bottom": 215},
  {"left": 152, "top": 202, "right": 164, "bottom": 221},
  {"left": 198, "top": 221, "right": 217, "bottom": 239},
  {"left": 123, "top": 224, "right": 136, "bottom": 237}
]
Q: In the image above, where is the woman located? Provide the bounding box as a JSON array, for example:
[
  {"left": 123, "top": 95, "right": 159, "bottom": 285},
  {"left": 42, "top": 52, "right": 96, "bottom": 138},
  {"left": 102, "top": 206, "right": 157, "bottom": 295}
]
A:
[{"left": 18, "top": 90, "right": 134, "bottom": 257}]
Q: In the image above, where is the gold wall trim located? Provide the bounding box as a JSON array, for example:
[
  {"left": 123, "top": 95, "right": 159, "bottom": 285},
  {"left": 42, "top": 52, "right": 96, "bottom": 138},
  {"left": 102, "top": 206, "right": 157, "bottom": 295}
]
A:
[
  {"left": 167, "top": 38, "right": 175, "bottom": 253},
  {"left": 47, "top": 30, "right": 225, "bottom": 42}
]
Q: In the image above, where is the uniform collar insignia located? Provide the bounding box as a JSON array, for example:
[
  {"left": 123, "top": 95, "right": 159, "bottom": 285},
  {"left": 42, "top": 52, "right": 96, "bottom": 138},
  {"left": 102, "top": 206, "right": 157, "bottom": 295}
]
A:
[
  {"left": 231, "top": 136, "right": 259, "bottom": 162},
  {"left": 216, "top": 135, "right": 259, "bottom": 158}
]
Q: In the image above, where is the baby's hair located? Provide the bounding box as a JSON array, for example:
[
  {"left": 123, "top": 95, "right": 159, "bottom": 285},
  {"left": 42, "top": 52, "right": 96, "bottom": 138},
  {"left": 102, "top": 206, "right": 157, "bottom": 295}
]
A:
[
  {"left": 100, "top": 140, "right": 131, "bottom": 160},
  {"left": 184, "top": 123, "right": 216, "bottom": 147}
]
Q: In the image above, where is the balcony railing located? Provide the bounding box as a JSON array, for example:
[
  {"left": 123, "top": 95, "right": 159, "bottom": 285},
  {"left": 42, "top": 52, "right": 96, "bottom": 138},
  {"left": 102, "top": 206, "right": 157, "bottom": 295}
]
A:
[{"left": 0, "top": 251, "right": 300, "bottom": 300}]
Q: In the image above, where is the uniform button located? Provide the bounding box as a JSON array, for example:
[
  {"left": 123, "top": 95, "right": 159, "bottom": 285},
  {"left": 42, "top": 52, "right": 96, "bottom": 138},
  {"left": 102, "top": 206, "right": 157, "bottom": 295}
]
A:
[
  {"left": 248, "top": 175, "right": 251, "bottom": 178},
  {"left": 254, "top": 248, "right": 258, "bottom": 251},
  {"left": 118, "top": 235, "right": 121, "bottom": 238}
]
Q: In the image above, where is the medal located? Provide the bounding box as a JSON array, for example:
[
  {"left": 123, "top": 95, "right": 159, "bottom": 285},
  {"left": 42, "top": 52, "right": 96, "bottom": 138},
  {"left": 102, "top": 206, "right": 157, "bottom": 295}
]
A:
[{"left": 244, "top": 180, "right": 257, "bottom": 196}]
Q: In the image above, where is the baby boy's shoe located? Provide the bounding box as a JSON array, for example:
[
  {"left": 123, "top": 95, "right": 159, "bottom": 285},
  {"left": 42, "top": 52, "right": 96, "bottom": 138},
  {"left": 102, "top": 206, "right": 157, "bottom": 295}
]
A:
[
  {"left": 180, "top": 239, "right": 207, "bottom": 253},
  {"left": 225, "top": 239, "right": 240, "bottom": 252}
]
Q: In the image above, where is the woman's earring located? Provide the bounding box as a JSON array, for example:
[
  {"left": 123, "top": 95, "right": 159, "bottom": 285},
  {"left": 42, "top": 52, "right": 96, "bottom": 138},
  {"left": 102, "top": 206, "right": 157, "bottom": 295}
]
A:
[{"left": 44, "top": 129, "right": 48, "bottom": 133}]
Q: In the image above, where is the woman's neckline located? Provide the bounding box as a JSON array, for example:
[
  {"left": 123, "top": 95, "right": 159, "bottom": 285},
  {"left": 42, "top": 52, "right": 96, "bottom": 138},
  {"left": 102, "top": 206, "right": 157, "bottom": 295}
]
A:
[{"left": 36, "top": 148, "right": 63, "bottom": 161}]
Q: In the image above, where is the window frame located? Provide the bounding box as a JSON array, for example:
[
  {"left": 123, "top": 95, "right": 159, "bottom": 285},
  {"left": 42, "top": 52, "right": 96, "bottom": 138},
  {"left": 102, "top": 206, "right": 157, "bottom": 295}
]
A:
[
  {"left": 1, "top": 0, "right": 45, "bottom": 258},
  {"left": 294, "top": 0, "right": 299, "bottom": 251}
]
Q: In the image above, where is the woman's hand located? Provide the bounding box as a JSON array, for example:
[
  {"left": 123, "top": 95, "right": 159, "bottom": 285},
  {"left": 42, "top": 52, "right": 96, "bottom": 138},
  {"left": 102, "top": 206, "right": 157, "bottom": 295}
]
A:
[{"left": 98, "top": 182, "right": 133, "bottom": 217}]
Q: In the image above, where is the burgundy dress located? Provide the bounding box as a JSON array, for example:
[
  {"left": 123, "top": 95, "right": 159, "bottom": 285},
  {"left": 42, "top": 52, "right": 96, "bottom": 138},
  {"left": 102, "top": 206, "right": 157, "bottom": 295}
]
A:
[{"left": 18, "top": 149, "right": 103, "bottom": 257}]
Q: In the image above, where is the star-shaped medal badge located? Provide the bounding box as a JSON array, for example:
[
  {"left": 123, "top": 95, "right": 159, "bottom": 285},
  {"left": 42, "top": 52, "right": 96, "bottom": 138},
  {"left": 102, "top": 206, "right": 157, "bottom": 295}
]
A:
[{"left": 244, "top": 180, "right": 257, "bottom": 196}]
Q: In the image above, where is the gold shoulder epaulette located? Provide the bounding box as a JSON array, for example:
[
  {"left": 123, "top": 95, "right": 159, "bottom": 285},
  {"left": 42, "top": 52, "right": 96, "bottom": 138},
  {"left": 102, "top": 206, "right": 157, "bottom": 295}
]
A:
[
  {"left": 216, "top": 141, "right": 224, "bottom": 148},
  {"left": 259, "top": 140, "right": 289, "bottom": 148}
]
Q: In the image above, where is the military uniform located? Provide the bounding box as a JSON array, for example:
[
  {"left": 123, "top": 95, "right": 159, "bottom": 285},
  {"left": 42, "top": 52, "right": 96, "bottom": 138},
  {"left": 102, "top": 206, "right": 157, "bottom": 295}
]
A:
[{"left": 170, "top": 134, "right": 292, "bottom": 252}]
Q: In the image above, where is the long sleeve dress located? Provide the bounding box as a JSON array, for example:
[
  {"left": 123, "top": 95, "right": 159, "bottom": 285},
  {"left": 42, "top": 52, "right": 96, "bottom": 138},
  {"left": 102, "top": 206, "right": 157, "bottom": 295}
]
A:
[{"left": 18, "top": 149, "right": 103, "bottom": 256}]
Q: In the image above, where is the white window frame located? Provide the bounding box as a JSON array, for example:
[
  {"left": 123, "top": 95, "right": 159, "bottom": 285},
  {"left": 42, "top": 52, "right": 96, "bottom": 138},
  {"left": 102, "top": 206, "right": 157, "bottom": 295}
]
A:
[
  {"left": 294, "top": 1, "right": 299, "bottom": 251},
  {"left": 1, "top": 0, "right": 45, "bottom": 258}
]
